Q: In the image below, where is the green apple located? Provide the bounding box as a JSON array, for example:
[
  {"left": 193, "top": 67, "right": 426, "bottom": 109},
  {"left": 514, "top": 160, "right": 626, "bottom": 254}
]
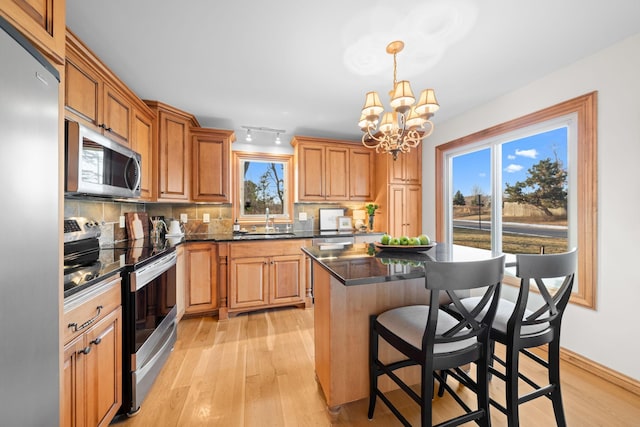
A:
[
  {"left": 389, "top": 237, "right": 400, "bottom": 245},
  {"left": 399, "top": 236, "right": 409, "bottom": 245},
  {"left": 380, "top": 234, "right": 391, "bottom": 245},
  {"left": 408, "top": 237, "right": 419, "bottom": 245},
  {"left": 418, "top": 234, "right": 431, "bottom": 245}
]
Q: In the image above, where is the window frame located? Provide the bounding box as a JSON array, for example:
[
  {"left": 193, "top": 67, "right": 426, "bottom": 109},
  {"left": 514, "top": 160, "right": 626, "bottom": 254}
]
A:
[
  {"left": 435, "top": 92, "right": 597, "bottom": 309},
  {"left": 233, "top": 151, "right": 294, "bottom": 224}
]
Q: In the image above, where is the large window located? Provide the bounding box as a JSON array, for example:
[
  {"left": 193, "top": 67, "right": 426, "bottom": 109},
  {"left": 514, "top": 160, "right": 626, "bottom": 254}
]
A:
[
  {"left": 233, "top": 151, "right": 293, "bottom": 223},
  {"left": 436, "top": 92, "right": 597, "bottom": 308}
]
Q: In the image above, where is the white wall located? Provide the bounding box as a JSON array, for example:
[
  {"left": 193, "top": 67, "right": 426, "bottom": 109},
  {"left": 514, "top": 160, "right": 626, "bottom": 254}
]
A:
[{"left": 423, "top": 33, "right": 640, "bottom": 380}]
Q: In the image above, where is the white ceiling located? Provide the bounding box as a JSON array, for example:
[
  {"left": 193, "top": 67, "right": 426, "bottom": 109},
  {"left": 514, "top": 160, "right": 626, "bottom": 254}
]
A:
[{"left": 66, "top": 0, "right": 640, "bottom": 147}]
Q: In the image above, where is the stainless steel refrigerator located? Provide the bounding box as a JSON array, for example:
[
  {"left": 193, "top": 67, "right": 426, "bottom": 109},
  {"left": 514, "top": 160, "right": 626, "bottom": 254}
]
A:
[{"left": 0, "top": 16, "right": 60, "bottom": 424}]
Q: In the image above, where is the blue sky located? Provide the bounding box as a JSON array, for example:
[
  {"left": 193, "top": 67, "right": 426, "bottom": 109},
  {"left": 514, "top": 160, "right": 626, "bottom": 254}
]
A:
[{"left": 452, "top": 127, "right": 568, "bottom": 197}]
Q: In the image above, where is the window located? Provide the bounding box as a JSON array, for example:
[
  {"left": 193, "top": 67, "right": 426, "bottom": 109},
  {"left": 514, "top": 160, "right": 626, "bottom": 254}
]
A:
[
  {"left": 436, "top": 92, "right": 597, "bottom": 309},
  {"left": 233, "top": 151, "right": 293, "bottom": 223}
]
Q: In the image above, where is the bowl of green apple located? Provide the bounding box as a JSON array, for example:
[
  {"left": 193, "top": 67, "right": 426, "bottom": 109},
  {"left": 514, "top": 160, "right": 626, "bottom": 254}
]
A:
[{"left": 373, "top": 233, "right": 436, "bottom": 252}]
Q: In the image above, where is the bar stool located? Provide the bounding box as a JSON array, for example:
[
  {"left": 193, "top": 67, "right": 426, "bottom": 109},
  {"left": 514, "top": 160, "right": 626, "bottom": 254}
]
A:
[
  {"left": 443, "top": 249, "right": 576, "bottom": 427},
  {"left": 368, "top": 255, "right": 505, "bottom": 427}
]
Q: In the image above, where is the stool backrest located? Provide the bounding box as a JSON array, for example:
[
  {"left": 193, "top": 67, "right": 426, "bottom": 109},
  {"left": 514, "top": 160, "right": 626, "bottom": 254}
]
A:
[
  {"left": 423, "top": 255, "right": 505, "bottom": 354},
  {"left": 513, "top": 249, "right": 577, "bottom": 338}
]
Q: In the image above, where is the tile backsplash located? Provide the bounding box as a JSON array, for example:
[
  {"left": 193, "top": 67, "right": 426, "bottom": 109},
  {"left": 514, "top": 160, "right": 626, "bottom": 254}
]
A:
[{"left": 65, "top": 198, "right": 376, "bottom": 244}]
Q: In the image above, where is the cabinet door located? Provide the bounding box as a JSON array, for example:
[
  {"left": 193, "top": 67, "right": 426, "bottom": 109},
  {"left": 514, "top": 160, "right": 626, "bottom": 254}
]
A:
[
  {"left": 192, "top": 129, "right": 231, "bottom": 202},
  {"left": 158, "top": 111, "right": 190, "bottom": 200},
  {"left": 131, "top": 108, "right": 154, "bottom": 200},
  {"left": 62, "top": 335, "right": 86, "bottom": 427},
  {"left": 404, "top": 146, "right": 422, "bottom": 185},
  {"left": 0, "top": 0, "right": 65, "bottom": 63},
  {"left": 298, "top": 145, "right": 325, "bottom": 200},
  {"left": 65, "top": 50, "right": 102, "bottom": 131},
  {"left": 389, "top": 185, "right": 406, "bottom": 237},
  {"left": 102, "top": 83, "right": 131, "bottom": 146},
  {"left": 405, "top": 185, "right": 422, "bottom": 237},
  {"left": 349, "top": 148, "right": 374, "bottom": 200},
  {"left": 325, "top": 147, "right": 349, "bottom": 200},
  {"left": 388, "top": 147, "right": 422, "bottom": 184},
  {"left": 175, "top": 245, "right": 186, "bottom": 320},
  {"left": 84, "top": 307, "right": 122, "bottom": 427},
  {"left": 229, "top": 257, "right": 269, "bottom": 308},
  {"left": 270, "top": 254, "right": 304, "bottom": 304},
  {"left": 185, "top": 243, "right": 218, "bottom": 315}
]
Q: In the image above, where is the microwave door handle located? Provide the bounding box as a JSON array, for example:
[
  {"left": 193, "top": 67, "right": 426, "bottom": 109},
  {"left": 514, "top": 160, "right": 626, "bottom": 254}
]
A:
[{"left": 125, "top": 156, "right": 141, "bottom": 192}]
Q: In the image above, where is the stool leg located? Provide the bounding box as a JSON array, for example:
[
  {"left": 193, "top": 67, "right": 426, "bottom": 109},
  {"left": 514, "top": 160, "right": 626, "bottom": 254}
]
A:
[
  {"left": 367, "top": 318, "right": 378, "bottom": 420},
  {"left": 421, "top": 365, "right": 434, "bottom": 427},
  {"left": 548, "top": 339, "right": 567, "bottom": 427},
  {"left": 506, "top": 345, "right": 521, "bottom": 427}
]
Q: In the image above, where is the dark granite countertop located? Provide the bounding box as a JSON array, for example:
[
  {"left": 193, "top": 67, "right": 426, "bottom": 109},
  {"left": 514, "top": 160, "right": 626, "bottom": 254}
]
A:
[{"left": 302, "top": 242, "right": 451, "bottom": 286}]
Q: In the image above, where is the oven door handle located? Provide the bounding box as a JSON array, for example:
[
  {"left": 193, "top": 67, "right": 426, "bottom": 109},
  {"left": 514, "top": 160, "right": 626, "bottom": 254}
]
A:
[{"left": 130, "top": 251, "right": 177, "bottom": 292}]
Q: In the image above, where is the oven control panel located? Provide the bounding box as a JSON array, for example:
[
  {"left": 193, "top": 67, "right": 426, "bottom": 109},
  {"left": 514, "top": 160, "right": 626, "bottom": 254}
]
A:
[{"left": 64, "top": 216, "right": 101, "bottom": 243}]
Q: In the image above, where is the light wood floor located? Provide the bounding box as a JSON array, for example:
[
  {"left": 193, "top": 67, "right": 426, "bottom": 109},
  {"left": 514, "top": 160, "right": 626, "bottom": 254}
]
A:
[{"left": 116, "top": 307, "right": 640, "bottom": 426}]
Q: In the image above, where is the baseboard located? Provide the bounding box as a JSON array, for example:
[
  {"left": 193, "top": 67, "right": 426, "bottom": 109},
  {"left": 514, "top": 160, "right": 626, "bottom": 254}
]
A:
[{"left": 530, "top": 346, "right": 640, "bottom": 397}]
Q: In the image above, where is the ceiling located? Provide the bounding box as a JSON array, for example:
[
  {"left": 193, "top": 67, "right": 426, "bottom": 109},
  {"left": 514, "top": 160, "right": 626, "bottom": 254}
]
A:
[{"left": 66, "top": 0, "right": 640, "bottom": 147}]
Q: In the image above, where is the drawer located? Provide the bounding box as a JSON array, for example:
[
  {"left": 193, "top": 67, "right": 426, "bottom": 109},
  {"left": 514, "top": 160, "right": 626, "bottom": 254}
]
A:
[
  {"left": 63, "top": 274, "right": 121, "bottom": 344},
  {"left": 231, "top": 239, "right": 310, "bottom": 258}
]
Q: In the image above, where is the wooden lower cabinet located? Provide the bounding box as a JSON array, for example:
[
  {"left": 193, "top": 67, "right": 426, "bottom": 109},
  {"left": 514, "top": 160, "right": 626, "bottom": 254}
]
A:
[
  {"left": 227, "top": 240, "right": 311, "bottom": 317},
  {"left": 184, "top": 242, "right": 218, "bottom": 316},
  {"left": 63, "top": 276, "right": 122, "bottom": 427}
]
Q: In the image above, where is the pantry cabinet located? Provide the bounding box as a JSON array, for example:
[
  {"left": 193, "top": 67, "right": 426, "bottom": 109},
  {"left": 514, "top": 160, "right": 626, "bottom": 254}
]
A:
[
  {"left": 145, "top": 101, "right": 199, "bottom": 202},
  {"left": 373, "top": 145, "right": 423, "bottom": 237},
  {"left": 227, "top": 240, "right": 311, "bottom": 317},
  {"left": 62, "top": 275, "right": 122, "bottom": 427},
  {"left": 183, "top": 242, "right": 218, "bottom": 316},
  {"left": 292, "top": 136, "right": 373, "bottom": 202},
  {"left": 0, "top": 0, "right": 65, "bottom": 64},
  {"left": 191, "top": 127, "right": 235, "bottom": 202}
]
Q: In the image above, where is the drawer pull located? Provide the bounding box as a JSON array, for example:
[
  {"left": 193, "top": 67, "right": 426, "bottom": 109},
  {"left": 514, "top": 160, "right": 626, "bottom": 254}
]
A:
[
  {"left": 90, "top": 337, "right": 102, "bottom": 346},
  {"left": 79, "top": 346, "right": 91, "bottom": 355},
  {"left": 68, "top": 305, "right": 103, "bottom": 332}
]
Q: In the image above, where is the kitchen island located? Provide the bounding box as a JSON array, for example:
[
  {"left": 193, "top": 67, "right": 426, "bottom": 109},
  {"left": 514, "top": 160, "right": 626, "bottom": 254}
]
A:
[{"left": 302, "top": 242, "right": 453, "bottom": 414}]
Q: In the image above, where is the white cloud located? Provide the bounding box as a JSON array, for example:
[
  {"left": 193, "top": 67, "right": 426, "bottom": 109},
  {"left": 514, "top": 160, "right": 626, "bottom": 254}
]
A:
[
  {"left": 507, "top": 154, "right": 516, "bottom": 160},
  {"left": 504, "top": 164, "right": 523, "bottom": 173},
  {"left": 478, "top": 172, "right": 486, "bottom": 177},
  {"left": 515, "top": 149, "right": 538, "bottom": 159}
]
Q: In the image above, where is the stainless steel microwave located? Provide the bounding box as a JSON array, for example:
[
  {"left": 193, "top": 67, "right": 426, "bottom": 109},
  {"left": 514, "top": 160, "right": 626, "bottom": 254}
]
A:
[{"left": 65, "top": 120, "right": 141, "bottom": 198}]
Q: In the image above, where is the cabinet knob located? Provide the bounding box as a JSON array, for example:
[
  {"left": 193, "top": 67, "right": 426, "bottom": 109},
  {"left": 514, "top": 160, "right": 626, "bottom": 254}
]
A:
[
  {"left": 90, "top": 337, "right": 102, "bottom": 346},
  {"left": 79, "top": 346, "right": 91, "bottom": 355}
]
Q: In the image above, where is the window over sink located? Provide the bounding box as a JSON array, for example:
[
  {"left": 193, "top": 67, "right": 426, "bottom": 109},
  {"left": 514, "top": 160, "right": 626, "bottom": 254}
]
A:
[{"left": 233, "top": 151, "right": 293, "bottom": 223}]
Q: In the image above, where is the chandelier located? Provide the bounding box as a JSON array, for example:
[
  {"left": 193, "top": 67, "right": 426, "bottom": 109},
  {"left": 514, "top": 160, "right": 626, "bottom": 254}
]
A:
[{"left": 358, "top": 40, "right": 439, "bottom": 160}]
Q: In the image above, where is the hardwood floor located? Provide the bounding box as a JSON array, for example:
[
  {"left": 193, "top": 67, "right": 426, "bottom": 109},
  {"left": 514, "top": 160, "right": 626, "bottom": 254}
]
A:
[{"left": 115, "top": 307, "right": 640, "bottom": 426}]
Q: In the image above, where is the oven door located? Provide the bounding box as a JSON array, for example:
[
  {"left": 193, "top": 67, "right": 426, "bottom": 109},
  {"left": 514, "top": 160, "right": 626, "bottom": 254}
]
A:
[{"left": 123, "top": 251, "right": 177, "bottom": 415}]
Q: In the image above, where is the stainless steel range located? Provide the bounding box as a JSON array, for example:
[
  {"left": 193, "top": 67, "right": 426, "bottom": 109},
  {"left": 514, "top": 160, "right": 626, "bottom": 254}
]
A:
[{"left": 63, "top": 216, "right": 178, "bottom": 419}]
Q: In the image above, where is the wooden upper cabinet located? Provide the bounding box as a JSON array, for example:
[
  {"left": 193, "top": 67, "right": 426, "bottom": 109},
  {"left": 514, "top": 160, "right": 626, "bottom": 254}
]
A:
[
  {"left": 102, "top": 83, "right": 131, "bottom": 145},
  {"left": 349, "top": 148, "right": 375, "bottom": 200},
  {"left": 131, "top": 108, "right": 154, "bottom": 200},
  {"left": 292, "top": 136, "right": 372, "bottom": 202},
  {"left": 0, "top": 0, "right": 65, "bottom": 64},
  {"left": 145, "top": 101, "right": 199, "bottom": 202},
  {"left": 191, "top": 127, "right": 235, "bottom": 203},
  {"left": 65, "top": 30, "right": 145, "bottom": 147},
  {"left": 297, "top": 144, "right": 325, "bottom": 200},
  {"left": 388, "top": 145, "right": 422, "bottom": 184},
  {"left": 325, "top": 146, "right": 349, "bottom": 200},
  {"left": 65, "top": 47, "right": 101, "bottom": 128}
]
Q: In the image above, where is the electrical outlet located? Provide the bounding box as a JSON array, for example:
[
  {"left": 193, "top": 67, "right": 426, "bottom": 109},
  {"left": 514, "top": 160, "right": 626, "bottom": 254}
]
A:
[
  {"left": 180, "top": 213, "right": 188, "bottom": 223},
  {"left": 203, "top": 213, "right": 210, "bottom": 223},
  {"left": 299, "top": 212, "right": 307, "bottom": 221},
  {"left": 119, "top": 215, "right": 125, "bottom": 228}
]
